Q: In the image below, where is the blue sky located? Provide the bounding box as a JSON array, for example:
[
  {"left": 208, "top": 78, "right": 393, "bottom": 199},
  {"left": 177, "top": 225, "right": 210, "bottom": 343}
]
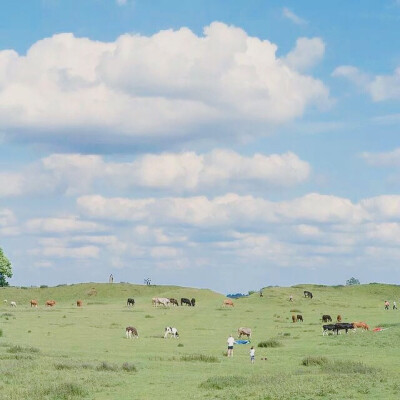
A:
[{"left": 0, "top": 0, "right": 399, "bottom": 293}]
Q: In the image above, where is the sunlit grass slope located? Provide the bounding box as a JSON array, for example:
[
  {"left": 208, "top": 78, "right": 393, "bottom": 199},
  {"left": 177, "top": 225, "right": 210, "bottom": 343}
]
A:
[{"left": 1, "top": 282, "right": 400, "bottom": 399}]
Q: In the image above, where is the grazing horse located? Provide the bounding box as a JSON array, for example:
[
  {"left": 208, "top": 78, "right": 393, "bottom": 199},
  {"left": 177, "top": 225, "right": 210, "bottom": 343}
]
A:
[
  {"left": 223, "top": 299, "right": 234, "bottom": 307},
  {"left": 10, "top": 301, "right": 16, "bottom": 307},
  {"left": 181, "top": 298, "right": 192, "bottom": 306},
  {"left": 292, "top": 314, "right": 297, "bottom": 323},
  {"left": 164, "top": 327, "right": 179, "bottom": 338},
  {"left": 127, "top": 298, "right": 135, "bottom": 306},
  {"left": 191, "top": 298, "right": 196, "bottom": 307},
  {"left": 297, "top": 314, "right": 303, "bottom": 322},
  {"left": 126, "top": 326, "right": 139, "bottom": 339},
  {"left": 337, "top": 315, "right": 342, "bottom": 322},
  {"left": 353, "top": 322, "right": 369, "bottom": 331},
  {"left": 304, "top": 290, "right": 313, "bottom": 299},
  {"left": 238, "top": 327, "right": 252, "bottom": 338},
  {"left": 45, "top": 300, "right": 56, "bottom": 307},
  {"left": 169, "top": 298, "right": 179, "bottom": 306},
  {"left": 76, "top": 300, "right": 83, "bottom": 307},
  {"left": 30, "top": 299, "right": 38, "bottom": 308},
  {"left": 322, "top": 314, "right": 332, "bottom": 323}
]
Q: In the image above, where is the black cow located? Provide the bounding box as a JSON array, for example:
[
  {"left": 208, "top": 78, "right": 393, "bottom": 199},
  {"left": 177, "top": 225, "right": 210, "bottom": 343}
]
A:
[
  {"left": 181, "top": 298, "right": 192, "bottom": 306},
  {"left": 335, "top": 322, "right": 355, "bottom": 334},
  {"left": 127, "top": 298, "right": 135, "bottom": 306},
  {"left": 169, "top": 298, "right": 179, "bottom": 306},
  {"left": 304, "top": 290, "right": 313, "bottom": 298},
  {"left": 322, "top": 314, "right": 332, "bottom": 323},
  {"left": 191, "top": 298, "right": 196, "bottom": 307},
  {"left": 322, "top": 324, "right": 337, "bottom": 335},
  {"left": 297, "top": 314, "right": 303, "bottom": 322}
]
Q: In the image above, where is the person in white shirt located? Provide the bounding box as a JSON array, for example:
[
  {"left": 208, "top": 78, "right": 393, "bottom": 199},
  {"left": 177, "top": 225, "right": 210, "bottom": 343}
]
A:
[
  {"left": 227, "top": 335, "right": 235, "bottom": 357},
  {"left": 250, "top": 346, "right": 255, "bottom": 364}
]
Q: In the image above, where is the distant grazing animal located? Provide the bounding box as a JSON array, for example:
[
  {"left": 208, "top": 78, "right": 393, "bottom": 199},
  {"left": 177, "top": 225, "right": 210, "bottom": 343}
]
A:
[
  {"left": 164, "top": 327, "right": 179, "bottom": 339},
  {"left": 297, "top": 314, "right": 303, "bottom": 322},
  {"left": 30, "top": 300, "right": 38, "bottom": 308},
  {"left": 154, "top": 297, "right": 170, "bottom": 307},
  {"left": 337, "top": 315, "right": 342, "bottom": 322},
  {"left": 353, "top": 321, "right": 369, "bottom": 331},
  {"left": 126, "top": 326, "right": 139, "bottom": 339},
  {"left": 304, "top": 290, "right": 313, "bottom": 299},
  {"left": 45, "top": 300, "right": 56, "bottom": 307},
  {"left": 292, "top": 314, "right": 297, "bottom": 323},
  {"left": 169, "top": 298, "right": 179, "bottom": 306},
  {"left": 238, "top": 327, "right": 252, "bottom": 338},
  {"left": 335, "top": 322, "right": 355, "bottom": 334},
  {"left": 322, "top": 314, "right": 332, "bottom": 323},
  {"left": 3, "top": 299, "right": 7, "bottom": 304},
  {"left": 322, "top": 324, "right": 337, "bottom": 336},
  {"left": 181, "top": 298, "right": 192, "bottom": 306},
  {"left": 10, "top": 301, "right": 16, "bottom": 307},
  {"left": 76, "top": 300, "right": 83, "bottom": 307},
  {"left": 191, "top": 298, "right": 196, "bottom": 307},
  {"left": 223, "top": 299, "right": 234, "bottom": 307},
  {"left": 127, "top": 298, "right": 135, "bottom": 306}
]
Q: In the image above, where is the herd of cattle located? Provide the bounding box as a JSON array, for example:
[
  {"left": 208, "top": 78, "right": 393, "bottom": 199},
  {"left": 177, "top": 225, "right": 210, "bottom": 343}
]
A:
[{"left": 3, "top": 290, "right": 372, "bottom": 338}]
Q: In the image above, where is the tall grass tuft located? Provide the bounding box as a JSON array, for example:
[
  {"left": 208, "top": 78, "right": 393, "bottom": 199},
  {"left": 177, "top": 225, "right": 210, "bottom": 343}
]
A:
[
  {"left": 0, "top": 328, "right": 3, "bottom": 337},
  {"left": 200, "top": 376, "right": 246, "bottom": 390},
  {"left": 258, "top": 339, "right": 282, "bottom": 348},
  {"left": 96, "top": 361, "right": 119, "bottom": 371},
  {"left": 121, "top": 362, "right": 137, "bottom": 372},
  {"left": 302, "top": 356, "right": 329, "bottom": 366},
  {"left": 7, "top": 345, "right": 40, "bottom": 354},
  {"left": 43, "top": 382, "right": 88, "bottom": 399},
  {"left": 180, "top": 354, "right": 220, "bottom": 363},
  {"left": 321, "top": 360, "right": 377, "bottom": 374}
]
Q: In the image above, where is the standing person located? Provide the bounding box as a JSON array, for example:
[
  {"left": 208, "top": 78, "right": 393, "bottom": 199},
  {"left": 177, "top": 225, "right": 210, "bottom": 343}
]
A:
[
  {"left": 250, "top": 346, "right": 255, "bottom": 364},
  {"left": 289, "top": 295, "right": 293, "bottom": 302},
  {"left": 393, "top": 301, "right": 397, "bottom": 310},
  {"left": 109, "top": 274, "right": 113, "bottom": 283},
  {"left": 385, "top": 300, "right": 390, "bottom": 310},
  {"left": 227, "top": 335, "right": 235, "bottom": 357}
]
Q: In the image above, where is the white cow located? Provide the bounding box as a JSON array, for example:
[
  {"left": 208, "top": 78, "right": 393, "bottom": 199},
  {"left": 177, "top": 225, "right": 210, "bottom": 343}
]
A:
[
  {"left": 10, "top": 301, "right": 16, "bottom": 307},
  {"left": 154, "top": 297, "right": 170, "bottom": 307},
  {"left": 164, "top": 327, "right": 179, "bottom": 339}
]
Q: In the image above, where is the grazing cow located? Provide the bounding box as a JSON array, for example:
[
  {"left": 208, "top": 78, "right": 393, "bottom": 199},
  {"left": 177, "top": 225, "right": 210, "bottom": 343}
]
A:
[
  {"left": 191, "top": 298, "right": 196, "bottom": 307},
  {"left": 322, "top": 314, "right": 332, "bottom": 323},
  {"left": 304, "top": 290, "right": 313, "bottom": 299},
  {"left": 335, "top": 322, "right": 355, "bottom": 334},
  {"left": 322, "top": 324, "right": 337, "bottom": 336},
  {"left": 353, "top": 321, "right": 369, "bottom": 331},
  {"left": 223, "top": 299, "right": 234, "bottom": 307},
  {"left": 169, "top": 298, "right": 179, "bottom": 306},
  {"left": 238, "top": 327, "right": 252, "bottom": 338},
  {"left": 126, "top": 326, "right": 139, "bottom": 339},
  {"left": 76, "top": 300, "right": 83, "bottom": 307},
  {"left": 154, "top": 297, "right": 170, "bottom": 307},
  {"left": 45, "top": 300, "right": 56, "bottom": 307},
  {"left": 127, "top": 298, "right": 135, "bottom": 307},
  {"left": 30, "top": 299, "right": 38, "bottom": 308},
  {"left": 292, "top": 314, "right": 297, "bottom": 323},
  {"left": 3, "top": 299, "right": 7, "bottom": 304},
  {"left": 297, "top": 314, "right": 303, "bottom": 322},
  {"left": 164, "top": 327, "right": 179, "bottom": 338},
  {"left": 337, "top": 314, "right": 342, "bottom": 322},
  {"left": 181, "top": 298, "right": 192, "bottom": 306},
  {"left": 10, "top": 301, "right": 16, "bottom": 307}
]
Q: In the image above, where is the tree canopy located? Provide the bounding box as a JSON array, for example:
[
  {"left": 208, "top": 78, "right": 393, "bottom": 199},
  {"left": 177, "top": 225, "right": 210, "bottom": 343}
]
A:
[
  {"left": 0, "top": 247, "right": 12, "bottom": 287},
  {"left": 346, "top": 277, "right": 360, "bottom": 286}
]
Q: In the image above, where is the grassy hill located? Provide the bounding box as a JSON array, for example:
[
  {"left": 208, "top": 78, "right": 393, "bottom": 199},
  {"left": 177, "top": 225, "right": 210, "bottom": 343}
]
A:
[{"left": 1, "top": 282, "right": 400, "bottom": 399}]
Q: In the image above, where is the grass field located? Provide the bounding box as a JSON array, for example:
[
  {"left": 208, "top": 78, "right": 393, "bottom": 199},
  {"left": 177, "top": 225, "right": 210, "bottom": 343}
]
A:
[{"left": 1, "top": 282, "right": 400, "bottom": 399}]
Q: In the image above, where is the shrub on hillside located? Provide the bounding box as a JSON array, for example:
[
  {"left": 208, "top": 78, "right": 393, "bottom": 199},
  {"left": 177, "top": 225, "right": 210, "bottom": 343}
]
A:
[
  {"left": 180, "top": 354, "right": 219, "bottom": 363},
  {"left": 302, "top": 356, "right": 328, "bottom": 366},
  {"left": 258, "top": 339, "right": 282, "bottom": 348}
]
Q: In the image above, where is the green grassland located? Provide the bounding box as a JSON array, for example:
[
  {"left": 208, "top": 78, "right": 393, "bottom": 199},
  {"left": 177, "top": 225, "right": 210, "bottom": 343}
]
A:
[{"left": 1, "top": 282, "right": 400, "bottom": 399}]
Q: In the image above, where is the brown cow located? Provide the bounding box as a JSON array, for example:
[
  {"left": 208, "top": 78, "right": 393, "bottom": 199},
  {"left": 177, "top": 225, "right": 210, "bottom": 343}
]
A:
[
  {"left": 223, "top": 299, "right": 234, "bottom": 307},
  {"left": 77, "top": 300, "right": 83, "bottom": 307},
  {"left": 30, "top": 299, "right": 38, "bottom": 308},
  {"left": 337, "top": 314, "right": 342, "bottom": 322},
  {"left": 292, "top": 314, "right": 297, "bottom": 323},
  {"left": 45, "top": 300, "right": 56, "bottom": 307},
  {"left": 126, "top": 326, "right": 139, "bottom": 339},
  {"left": 238, "top": 327, "right": 252, "bottom": 338},
  {"left": 353, "top": 322, "right": 369, "bottom": 331}
]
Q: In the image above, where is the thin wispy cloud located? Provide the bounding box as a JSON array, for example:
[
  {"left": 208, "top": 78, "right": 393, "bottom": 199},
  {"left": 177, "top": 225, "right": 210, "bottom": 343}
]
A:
[
  {"left": 282, "top": 7, "right": 307, "bottom": 25},
  {"left": 116, "top": 0, "right": 127, "bottom": 5}
]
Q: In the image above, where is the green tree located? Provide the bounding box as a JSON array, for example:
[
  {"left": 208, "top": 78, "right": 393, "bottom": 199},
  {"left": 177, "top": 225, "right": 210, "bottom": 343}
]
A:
[
  {"left": 0, "top": 247, "right": 12, "bottom": 287},
  {"left": 346, "top": 277, "right": 360, "bottom": 286}
]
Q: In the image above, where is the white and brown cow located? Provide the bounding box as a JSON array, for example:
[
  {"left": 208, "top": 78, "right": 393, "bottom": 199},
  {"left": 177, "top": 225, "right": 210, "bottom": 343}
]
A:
[
  {"left": 126, "top": 326, "right": 139, "bottom": 339},
  {"left": 238, "top": 327, "right": 252, "bottom": 338},
  {"left": 164, "top": 327, "right": 179, "bottom": 338}
]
